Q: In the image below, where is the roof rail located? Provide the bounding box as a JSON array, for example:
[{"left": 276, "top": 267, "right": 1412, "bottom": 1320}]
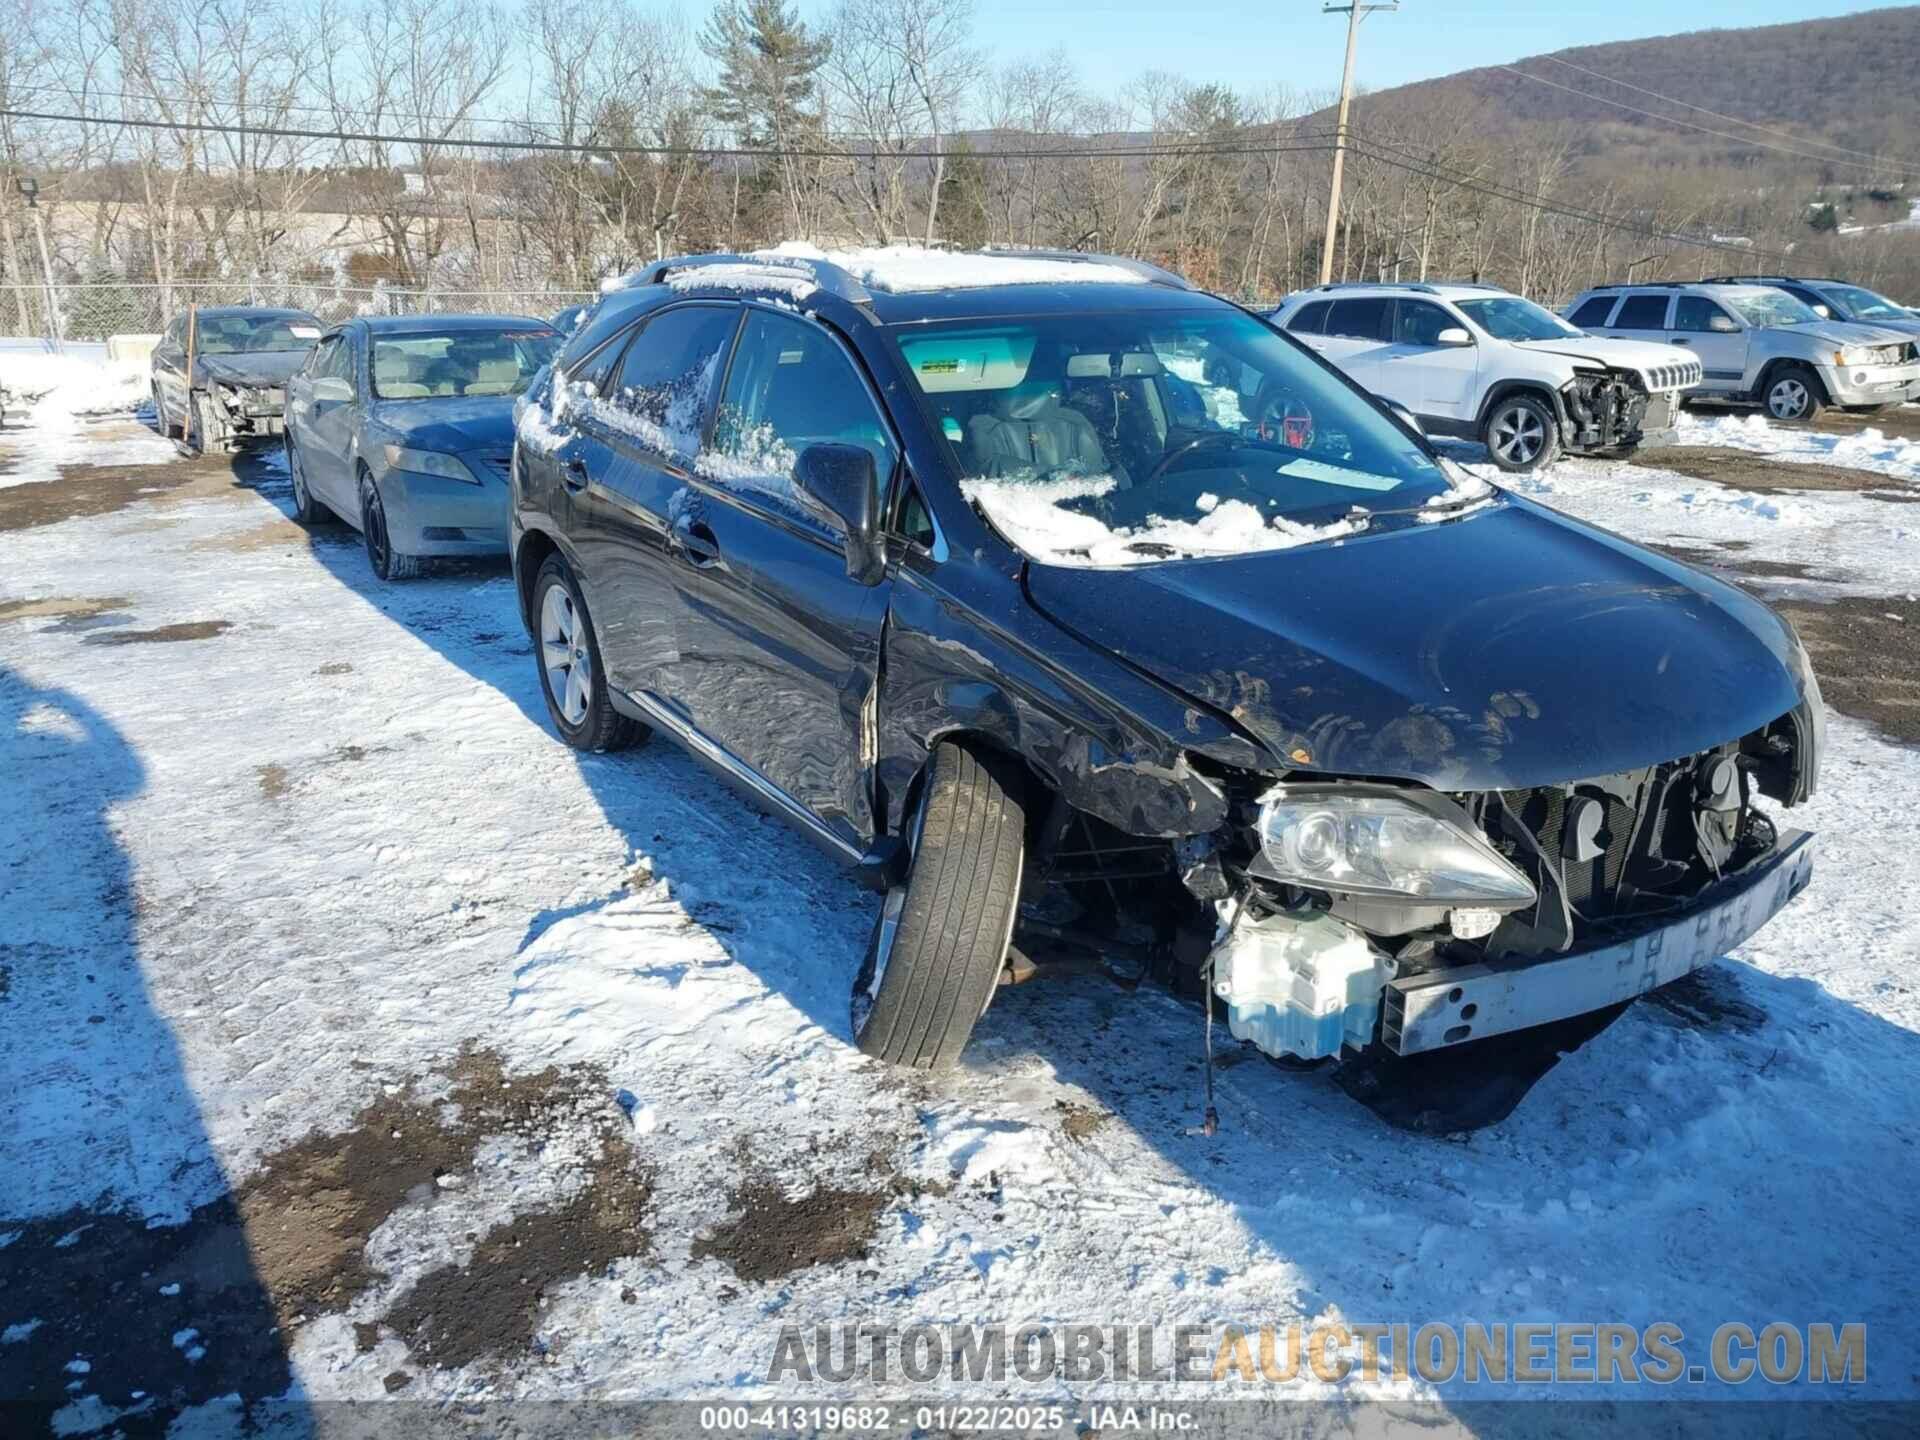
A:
[
  {"left": 1307, "top": 280, "right": 1437, "bottom": 294},
  {"left": 1588, "top": 280, "right": 1693, "bottom": 290},
  {"left": 981, "top": 247, "right": 1195, "bottom": 290},
  {"left": 628, "top": 252, "right": 875, "bottom": 305},
  {"left": 1701, "top": 274, "right": 1842, "bottom": 285}
]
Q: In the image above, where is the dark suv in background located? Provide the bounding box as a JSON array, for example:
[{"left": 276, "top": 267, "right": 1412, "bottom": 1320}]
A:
[{"left": 509, "top": 249, "right": 1819, "bottom": 1101}]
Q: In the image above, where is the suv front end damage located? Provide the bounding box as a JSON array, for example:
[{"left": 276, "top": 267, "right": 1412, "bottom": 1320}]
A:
[{"left": 1560, "top": 367, "right": 1663, "bottom": 455}]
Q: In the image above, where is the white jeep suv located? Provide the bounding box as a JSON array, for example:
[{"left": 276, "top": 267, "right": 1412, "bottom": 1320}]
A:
[{"left": 1272, "top": 282, "right": 1700, "bottom": 473}]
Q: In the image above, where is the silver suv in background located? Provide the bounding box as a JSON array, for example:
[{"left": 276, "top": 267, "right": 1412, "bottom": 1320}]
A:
[
  {"left": 1700, "top": 275, "right": 1920, "bottom": 344},
  {"left": 1564, "top": 281, "right": 1920, "bottom": 421}
]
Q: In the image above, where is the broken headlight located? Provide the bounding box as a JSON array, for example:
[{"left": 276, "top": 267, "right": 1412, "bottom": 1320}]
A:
[{"left": 1255, "top": 785, "right": 1536, "bottom": 908}]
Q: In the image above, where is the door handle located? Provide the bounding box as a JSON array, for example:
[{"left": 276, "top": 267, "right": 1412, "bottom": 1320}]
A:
[
  {"left": 672, "top": 516, "right": 721, "bottom": 568},
  {"left": 562, "top": 456, "right": 590, "bottom": 492}
]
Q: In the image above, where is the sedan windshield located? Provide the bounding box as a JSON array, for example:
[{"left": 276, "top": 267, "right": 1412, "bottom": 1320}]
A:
[
  {"left": 372, "top": 327, "right": 561, "bottom": 400},
  {"left": 896, "top": 307, "right": 1475, "bottom": 567},
  {"left": 1457, "top": 296, "right": 1581, "bottom": 342},
  {"left": 1724, "top": 290, "right": 1823, "bottom": 327},
  {"left": 1821, "top": 283, "right": 1908, "bottom": 321},
  {"left": 195, "top": 314, "right": 321, "bottom": 354}
]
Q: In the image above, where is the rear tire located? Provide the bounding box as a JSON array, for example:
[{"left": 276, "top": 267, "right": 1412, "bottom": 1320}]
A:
[
  {"left": 1481, "top": 393, "right": 1560, "bottom": 473},
  {"left": 1764, "top": 365, "right": 1824, "bottom": 423},
  {"left": 532, "top": 554, "right": 648, "bottom": 753},
  {"left": 359, "top": 472, "right": 421, "bottom": 580},
  {"left": 852, "top": 744, "right": 1026, "bottom": 1070},
  {"left": 287, "top": 436, "right": 331, "bottom": 526}
]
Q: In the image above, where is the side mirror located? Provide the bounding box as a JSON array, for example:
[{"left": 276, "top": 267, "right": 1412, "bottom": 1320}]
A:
[
  {"left": 1383, "top": 399, "right": 1425, "bottom": 437},
  {"left": 793, "top": 443, "right": 884, "bottom": 585},
  {"left": 1435, "top": 326, "right": 1473, "bottom": 347},
  {"left": 1709, "top": 314, "right": 1740, "bottom": 333},
  {"left": 313, "top": 376, "right": 355, "bottom": 403}
]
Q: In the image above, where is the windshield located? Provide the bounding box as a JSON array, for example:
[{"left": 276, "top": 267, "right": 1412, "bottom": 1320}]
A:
[
  {"left": 1821, "top": 283, "right": 1907, "bottom": 321},
  {"left": 195, "top": 314, "right": 321, "bottom": 354},
  {"left": 896, "top": 307, "right": 1476, "bottom": 567},
  {"left": 1723, "top": 290, "right": 1823, "bottom": 328},
  {"left": 1457, "top": 296, "right": 1581, "bottom": 342},
  {"left": 372, "top": 327, "right": 561, "bottom": 400}
]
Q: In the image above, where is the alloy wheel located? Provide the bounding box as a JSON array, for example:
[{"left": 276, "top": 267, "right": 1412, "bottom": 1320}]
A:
[
  {"left": 1490, "top": 404, "right": 1546, "bottom": 466},
  {"left": 1768, "top": 377, "right": 1812, "bottom": 420},
  {"left": 540, "top": 583, "right": 592, "bottom": 727}
]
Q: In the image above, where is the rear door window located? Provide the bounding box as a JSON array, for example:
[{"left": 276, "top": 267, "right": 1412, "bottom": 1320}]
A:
[
  {"left": 1612, "top": 294, "right": 1672, "bottom": 330},
  {"left": 1325, "top": 297, "right": 1391, "bottom": 341},
  {"left": 606, "top": 304, "right": 739, "bottom": 460}
]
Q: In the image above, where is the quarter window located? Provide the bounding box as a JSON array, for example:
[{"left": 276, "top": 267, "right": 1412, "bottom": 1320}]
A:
[
  {"left": 709, "top": 309, "right": 894, "bottom": 501},
  {"left": 1286, "top": 300, "right": 1330, "bottom": 335},
  {"left": 1612, "top": 294, "right": 1672, "bottom": 330},
  {"left": 609, "top": 304, "right": 738, "bottom": 457}
]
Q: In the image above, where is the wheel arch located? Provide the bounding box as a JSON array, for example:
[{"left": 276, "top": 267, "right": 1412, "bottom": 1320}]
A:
[
  {"left": 1476, "top": 379, "right": 1566, "bottom": 431},
  {"left": 1755, "top": 357, "right": 1831, "bottom": 407}
]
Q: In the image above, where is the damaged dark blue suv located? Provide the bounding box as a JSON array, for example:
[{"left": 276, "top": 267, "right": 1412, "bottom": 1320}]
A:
[{"left": 509, "top": 247, "right": 1820, "bottom": 1091}]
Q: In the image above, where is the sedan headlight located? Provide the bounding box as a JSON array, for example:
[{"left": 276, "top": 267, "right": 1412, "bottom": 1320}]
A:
[
  {"left": 383, "top": 444, "right": 481, "bottom": 484},
  {"left": 1255, "top": 785, "right": 1536, "bottom": 907}
]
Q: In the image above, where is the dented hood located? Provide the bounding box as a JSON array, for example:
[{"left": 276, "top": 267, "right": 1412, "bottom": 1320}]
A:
[
  {"left": 1515, "top": 335, "right": 1687, "bottom": 376},
  {"left": 195, "top": 351, "right": 310, "bottom": 386},
  {"left": 1023, "top": 500, "right": 1809, "bottom": 792}
]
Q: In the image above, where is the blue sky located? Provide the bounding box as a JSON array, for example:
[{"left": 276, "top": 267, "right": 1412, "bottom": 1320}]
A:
[{"left": 881, "top": 0, "right": 1900, "bottom": 104}]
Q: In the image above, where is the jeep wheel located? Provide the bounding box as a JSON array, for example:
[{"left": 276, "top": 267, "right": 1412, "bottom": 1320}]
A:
[
  {"left": 533, "top": 554, "right": 648, "bottom": 752},
  {"left": 1764, "top": 366, "right": 1824, "bottom": 423},
  {"left": 1482, "top": 394, "right": 1560, "bottom": 473},
  {"left": 851, "top": 744, "right": 1026, "bottom": 1070}
]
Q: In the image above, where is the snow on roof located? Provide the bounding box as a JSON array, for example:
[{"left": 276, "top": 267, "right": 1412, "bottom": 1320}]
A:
[
  {"left": 758, "top": 242, "right": 1151, "bottom": 295},
  {"left": 662, "top": 262, "right": 818, "bottom": 302}
]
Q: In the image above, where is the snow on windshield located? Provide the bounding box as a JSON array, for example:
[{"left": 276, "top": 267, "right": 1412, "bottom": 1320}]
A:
[
  {"left": 761, "top": 241, "right": 1149, "bottom": 294},
  {"left": 960, "top": 475, "right": 1363, "bottom": 568}
]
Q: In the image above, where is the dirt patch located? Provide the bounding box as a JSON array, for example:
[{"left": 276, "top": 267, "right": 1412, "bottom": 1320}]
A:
[
  {"left": 1775, "top": 597, "right": 1920, "bottom": 746},
  {"left": 0, "top": 441, "right": 282, "bottom": 533},
  {"left": 1654, "top": 544, "right": 1820, "bottom": 583},
  {"left": 382, "top": 1133, "right": 653, "bottom": 1370},
  {"left": 1626, "top": 445, "right": 1897, "bottom": 493},
  {"left": 691, "top": 1176, "right": 891, "bottom": 1283},
  {"left": 82, "top": 619, "right": 232, "bottom": 646},
  {"left": 317, "top": 661, "right": 353, "bottom": 676},
  {"left": 0, "top": 594, "right": 130, "bottom": 625},
  {"left": 257, "top": 764, "right": 291, "bottom": 800},
  {"left": 1056, "top": 1101, "right": 1112, "bottom": 1142}
]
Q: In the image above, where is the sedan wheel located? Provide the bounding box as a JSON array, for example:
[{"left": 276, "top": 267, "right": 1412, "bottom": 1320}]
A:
[
  {"left": 287, "top": 436, "right": 329, "bottom": 526},
  {"left": 358, "top": 473, "right": 420, "bottom": 580}
]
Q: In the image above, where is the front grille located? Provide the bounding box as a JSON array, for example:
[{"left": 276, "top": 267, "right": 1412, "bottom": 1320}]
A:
[{"left": 1644, "top": 362, "right": 1701, "bottom": 391}]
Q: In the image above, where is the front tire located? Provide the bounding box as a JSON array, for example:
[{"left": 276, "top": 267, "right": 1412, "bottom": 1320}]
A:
[
  {"left": 359, "top": 471, "right": 421, "bottom": 580},
  {"left": 1482, "top": 393, "right": 1560, "bottom": 473},
  {"left": 532, "top": 554, "right": 648, "bottom": 753},
  {"left": 1764, "top": 365, "right": 1824, "bottom": 423},
  {"left": 852, "top": 744, "right": 1026, "bottom": 1070}
]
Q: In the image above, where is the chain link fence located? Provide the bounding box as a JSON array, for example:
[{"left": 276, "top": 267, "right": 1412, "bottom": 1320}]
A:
[{"left": 2, "top": 282, "right": 600, "bottom": 346}]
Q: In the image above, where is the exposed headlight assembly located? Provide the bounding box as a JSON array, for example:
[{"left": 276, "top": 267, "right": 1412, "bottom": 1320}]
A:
[
  {"left": 383, "top": 444, "right": 481, "bottom": 484},
  {"left": 1254, "top": 784, "right": 1536, "bottom": 908}
]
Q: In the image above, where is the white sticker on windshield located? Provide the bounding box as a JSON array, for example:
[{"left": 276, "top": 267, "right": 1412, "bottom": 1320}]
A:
[
  {"left": 1277, "top": 457, "right": 1401, "bottom": 491},
  {"left": 291, "top": 326, "right": 321, "bottom": 339}
]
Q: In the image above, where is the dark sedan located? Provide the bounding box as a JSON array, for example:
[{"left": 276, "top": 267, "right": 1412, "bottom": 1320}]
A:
[
  {"left": 283, "top": 314, "right": 560, "bottom": 580},
  {"left": 151, "top": 306, "right": 323, "bottom": 450}
]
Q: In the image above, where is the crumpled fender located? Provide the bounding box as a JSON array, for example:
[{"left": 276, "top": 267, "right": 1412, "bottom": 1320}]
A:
[{"left": 875, "top": 567, "right": 1264, "bottom": 840}]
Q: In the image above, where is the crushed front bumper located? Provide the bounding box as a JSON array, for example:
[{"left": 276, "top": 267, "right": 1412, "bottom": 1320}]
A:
[
  {"left": 1817, "top": 359, "right": 1920, "bottom": 407},
  {"left": 1381, "top": 829, "right": 1813, "bottom": 1055}
]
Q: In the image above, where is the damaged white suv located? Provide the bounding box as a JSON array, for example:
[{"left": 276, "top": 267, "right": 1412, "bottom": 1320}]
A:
[{"left": 1273, "top": 281, "right": 1700, "bottom": 473}]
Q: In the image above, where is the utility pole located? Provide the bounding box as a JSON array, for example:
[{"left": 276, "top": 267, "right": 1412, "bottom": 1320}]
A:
[
  {"left": 15, "top": 177, "right": 62, "bottom": 352},
  {"left": 1318, "top": 1, "right": 1398, "bottom": 287}
]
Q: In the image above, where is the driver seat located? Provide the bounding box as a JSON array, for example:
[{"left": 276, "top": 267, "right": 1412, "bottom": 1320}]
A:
[{"left": 966, "top": 384, "right": 1107, "bottom": 478}]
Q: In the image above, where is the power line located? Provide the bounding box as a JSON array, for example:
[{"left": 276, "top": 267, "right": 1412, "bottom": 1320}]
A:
[
  {"left": 0, "top": 105, "right": 1346, "bottom": 162},
  {"left": 1538, "top": 55, "right": 1903, "bottom": 169},
  {"left": 1490, "top": 64, "right": 1920, "bottom": 180}
]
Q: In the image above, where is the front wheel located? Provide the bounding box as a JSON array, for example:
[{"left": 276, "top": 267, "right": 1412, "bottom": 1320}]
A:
[
  {"left": 1482, "top": 394, "right": 1560, "bottom": 473},
  {"left": 1764, "top": 365, "right": 1824, "bottom": 423},
  {"left": 852, "top": 744, "right": 1026, "bottom": 1070},
  {"left": 359, "top": 472, "right": 421, "bottom": 581}
]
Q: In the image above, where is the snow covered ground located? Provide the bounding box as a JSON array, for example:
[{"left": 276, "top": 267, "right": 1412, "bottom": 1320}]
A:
[{"left": 3, "top": 378, "right": 1918, "bottom": 1434}]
